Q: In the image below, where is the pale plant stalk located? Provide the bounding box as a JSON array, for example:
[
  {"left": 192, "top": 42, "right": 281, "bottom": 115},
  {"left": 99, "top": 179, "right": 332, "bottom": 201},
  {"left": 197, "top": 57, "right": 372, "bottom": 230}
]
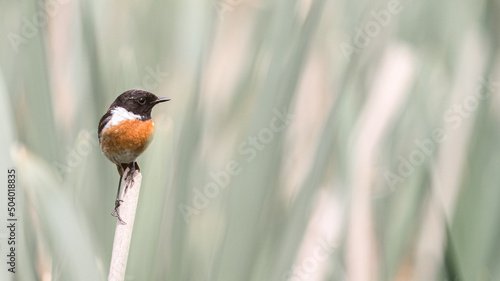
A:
[{"left": 108, "top": 168, "right": 143, "bottom": 281}]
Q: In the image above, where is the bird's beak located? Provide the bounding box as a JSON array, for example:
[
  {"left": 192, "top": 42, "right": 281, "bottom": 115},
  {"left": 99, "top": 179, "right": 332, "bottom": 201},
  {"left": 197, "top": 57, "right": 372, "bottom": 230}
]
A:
[{"left": 153, "top": 97, "right": 171, "bottom": 105}]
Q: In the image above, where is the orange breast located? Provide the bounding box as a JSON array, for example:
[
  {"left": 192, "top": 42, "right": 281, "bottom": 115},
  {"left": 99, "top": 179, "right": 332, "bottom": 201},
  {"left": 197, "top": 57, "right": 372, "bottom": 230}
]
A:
[{"left": 100, "top": 119, "right": 155, "bottom": 163}]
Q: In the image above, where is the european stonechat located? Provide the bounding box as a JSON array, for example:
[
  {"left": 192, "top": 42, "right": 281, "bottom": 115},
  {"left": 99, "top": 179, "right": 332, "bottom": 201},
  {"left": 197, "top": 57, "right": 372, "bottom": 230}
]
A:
[{"left": 98, "top": 89, "right": 170, "bottom": 223}]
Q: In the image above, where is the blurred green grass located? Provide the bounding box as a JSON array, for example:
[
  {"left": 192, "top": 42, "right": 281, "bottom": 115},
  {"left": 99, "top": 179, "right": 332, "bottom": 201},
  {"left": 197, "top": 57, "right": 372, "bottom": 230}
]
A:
[{"left": 1, "top": 0, "right": 500, "bottom": 280}]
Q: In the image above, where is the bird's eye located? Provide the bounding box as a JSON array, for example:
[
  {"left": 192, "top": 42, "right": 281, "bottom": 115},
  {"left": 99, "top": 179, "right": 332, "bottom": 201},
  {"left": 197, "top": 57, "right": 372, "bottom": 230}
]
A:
[{"left": 138, "top": 97, "right": 146, "bottom": 105}]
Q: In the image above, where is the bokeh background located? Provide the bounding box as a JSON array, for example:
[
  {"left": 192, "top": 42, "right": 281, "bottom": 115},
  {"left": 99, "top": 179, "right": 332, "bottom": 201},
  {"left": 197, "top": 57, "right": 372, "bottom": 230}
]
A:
[{"left": 1, "top": 0, "right": 500, "bottom": 280}]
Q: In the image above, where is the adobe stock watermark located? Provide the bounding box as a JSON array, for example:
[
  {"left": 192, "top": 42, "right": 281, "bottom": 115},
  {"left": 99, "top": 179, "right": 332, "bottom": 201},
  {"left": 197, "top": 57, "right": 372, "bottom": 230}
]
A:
[
  {"left": 340, "top": 0, "right": 404, "bottom": 60},
  {"left": 8, "top": 0, "right": 71, "bottom": 53},
  {"left": 212, "top": 0, "right": 243, "bottom": 21},
  {"left": 52, "top": 130, "right": 99, "bottom": 181},
  {"left": 384, "top": 76, "right": 499, "bottom": 189},
  {"left": 178, "top": 107, "right": 295, "bottom": 223},
  {"left": 282, "top": 237, "right": 338, "bottom": 281},
  {"left": 142, "top": 65, "right": 169, "bottom": 91}
]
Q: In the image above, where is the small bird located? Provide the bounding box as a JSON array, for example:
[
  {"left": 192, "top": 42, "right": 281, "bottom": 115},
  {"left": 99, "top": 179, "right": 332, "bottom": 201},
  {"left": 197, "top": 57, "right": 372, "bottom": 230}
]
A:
[{"left": 98, "top": 89, "right": 170, "bottom": 223}]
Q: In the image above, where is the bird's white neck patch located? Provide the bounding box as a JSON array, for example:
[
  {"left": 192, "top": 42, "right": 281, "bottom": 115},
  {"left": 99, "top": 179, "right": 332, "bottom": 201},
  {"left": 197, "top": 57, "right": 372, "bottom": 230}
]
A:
[{"left": 104, "top": 107, "right": 142, "bottom": 130}]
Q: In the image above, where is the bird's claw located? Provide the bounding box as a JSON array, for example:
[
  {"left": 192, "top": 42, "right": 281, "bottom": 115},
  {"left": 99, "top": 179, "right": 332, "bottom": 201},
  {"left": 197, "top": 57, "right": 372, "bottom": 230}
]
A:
[{"left": 111, "top": 199, "right": 126, "bottom": 224}]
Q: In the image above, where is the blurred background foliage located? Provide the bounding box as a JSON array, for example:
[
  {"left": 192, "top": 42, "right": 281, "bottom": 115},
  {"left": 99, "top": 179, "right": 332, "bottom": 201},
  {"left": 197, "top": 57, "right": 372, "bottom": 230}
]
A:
[{"left": 1, "top": 0, "right": 500, "bottom": 280}]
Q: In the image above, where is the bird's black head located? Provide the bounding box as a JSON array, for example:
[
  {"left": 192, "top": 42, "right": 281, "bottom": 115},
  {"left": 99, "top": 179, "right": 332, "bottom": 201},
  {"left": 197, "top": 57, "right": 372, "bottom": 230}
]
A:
[{"left": 109, "top": 89, "right": 170, "bottom": 120}]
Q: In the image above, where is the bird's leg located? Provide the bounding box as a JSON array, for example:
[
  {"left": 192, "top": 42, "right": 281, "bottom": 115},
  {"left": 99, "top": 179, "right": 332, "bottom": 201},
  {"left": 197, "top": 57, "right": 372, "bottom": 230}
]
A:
[
  {"left": 111, "top": 170, "right": 125, "bottom": 224},
  {"left": 124, "top": 161, "right": 140, "bottom": 191},
  {"left": 111, "top": 161, "right": 139, "bottom": 224}
]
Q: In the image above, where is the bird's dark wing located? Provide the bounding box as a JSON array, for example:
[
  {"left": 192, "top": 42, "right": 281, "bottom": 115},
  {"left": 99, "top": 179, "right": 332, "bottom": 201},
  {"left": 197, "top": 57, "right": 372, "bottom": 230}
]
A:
[{"left": 98, "top": 111, "right": 112, "bottom": 142}]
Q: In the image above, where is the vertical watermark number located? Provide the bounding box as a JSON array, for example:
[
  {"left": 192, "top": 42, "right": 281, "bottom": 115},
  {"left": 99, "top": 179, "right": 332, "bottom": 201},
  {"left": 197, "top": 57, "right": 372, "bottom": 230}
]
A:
[{"left": 6, "top": 169, "right": 16, "bottom": 274}]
